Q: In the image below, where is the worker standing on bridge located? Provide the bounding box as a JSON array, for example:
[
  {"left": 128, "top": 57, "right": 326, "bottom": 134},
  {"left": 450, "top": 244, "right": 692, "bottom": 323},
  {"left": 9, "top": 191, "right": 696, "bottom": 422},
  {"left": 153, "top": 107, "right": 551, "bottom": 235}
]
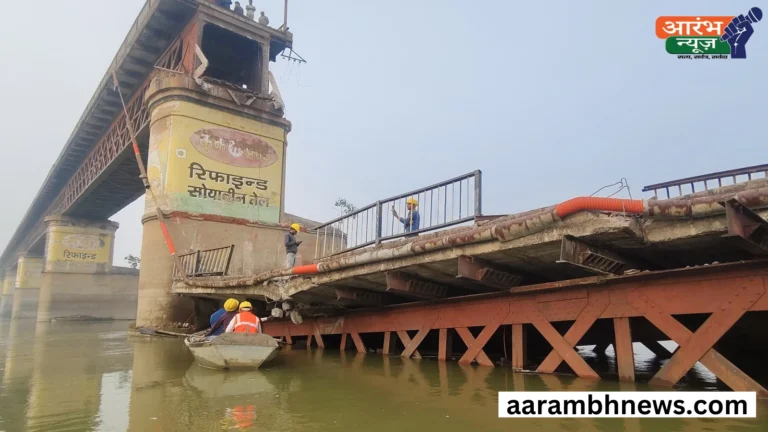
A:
[
  {"left": 284, "top": 223, "right": 302, "bottom": 268},
  {"left": 214, "top": 0, "right": 233, "bottom": 10},
  {"left": 245, "top": 0, "right": 256, "bottom": 20},
  {"left": 392, "top": 197, "right": 420, "bottom": 235},
  {"left": 226, "top": 301, "right": 262, "bottom": 334},
  {"left": 233, "top": 1, "right": 244, "bottom": 15}
]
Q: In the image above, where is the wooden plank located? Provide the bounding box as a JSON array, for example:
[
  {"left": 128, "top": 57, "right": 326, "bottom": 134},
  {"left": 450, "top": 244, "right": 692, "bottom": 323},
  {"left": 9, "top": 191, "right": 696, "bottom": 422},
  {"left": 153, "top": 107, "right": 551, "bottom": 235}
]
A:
[
  {"left": 455, "top": 327, "right": 494, "bottom": 367},
  {"left": 511, "top": 324, "right": 526, "bottom": 370},
  {"left": 350, "top": 331, "right": 366, "bottom": 353},
  {"left": 649, "top": 282, "right": 763, "bottom": 387},
  {"left": 528, "top": 306, "right": 599, "bottom": 379},
  {"left": 627, "top": 290, "right": 768, "bottom": 396},
  {"left": 613, "top": 317, "right": 635, "bottom": 382},
  {"left": 438, "top": 328, "right": 453, "bottom": 361}
]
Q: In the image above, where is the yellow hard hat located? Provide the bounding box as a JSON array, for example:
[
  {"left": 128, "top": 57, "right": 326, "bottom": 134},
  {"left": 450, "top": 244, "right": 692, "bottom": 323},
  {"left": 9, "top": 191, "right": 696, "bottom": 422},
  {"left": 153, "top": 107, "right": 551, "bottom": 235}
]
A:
[
  {"left": 239, "top": 301, "right": 253, "bottom": 310},
  {"left": 290, "top": 223, "right": 301, "bottom": 232},
  {"left": 406, "top": 197, "right": 418, "bottom": 206},
  {"left": 224, "top": 298, "right": 239, "bottom": 312}
]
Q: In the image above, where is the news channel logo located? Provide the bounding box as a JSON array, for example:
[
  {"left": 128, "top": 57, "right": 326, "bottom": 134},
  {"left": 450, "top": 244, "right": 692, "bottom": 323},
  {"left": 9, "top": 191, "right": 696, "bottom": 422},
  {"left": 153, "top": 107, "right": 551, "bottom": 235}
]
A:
[{"left": 656, "top": 7, "right": 762, "bottom": 59}]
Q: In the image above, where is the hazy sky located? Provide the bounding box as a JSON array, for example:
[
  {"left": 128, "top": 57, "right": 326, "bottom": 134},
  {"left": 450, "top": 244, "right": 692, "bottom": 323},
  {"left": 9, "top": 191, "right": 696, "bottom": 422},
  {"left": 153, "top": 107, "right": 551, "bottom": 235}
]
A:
[{"left": 0, "top": 1, "right": 765, "bottom": 266}]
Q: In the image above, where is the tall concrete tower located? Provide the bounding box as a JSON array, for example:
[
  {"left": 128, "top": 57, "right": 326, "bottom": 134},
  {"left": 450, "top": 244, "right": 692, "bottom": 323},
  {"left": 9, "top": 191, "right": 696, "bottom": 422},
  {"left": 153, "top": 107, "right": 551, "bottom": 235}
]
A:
[{"left": 136, "top": 2, "right": 314, "bottom": 328}]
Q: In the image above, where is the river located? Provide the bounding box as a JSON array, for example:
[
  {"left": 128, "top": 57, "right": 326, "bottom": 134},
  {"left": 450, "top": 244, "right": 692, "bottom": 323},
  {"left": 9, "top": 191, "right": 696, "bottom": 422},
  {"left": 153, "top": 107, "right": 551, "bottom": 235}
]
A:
[{"left": 0, "top": 320, "right": 767, "bottom": 431}]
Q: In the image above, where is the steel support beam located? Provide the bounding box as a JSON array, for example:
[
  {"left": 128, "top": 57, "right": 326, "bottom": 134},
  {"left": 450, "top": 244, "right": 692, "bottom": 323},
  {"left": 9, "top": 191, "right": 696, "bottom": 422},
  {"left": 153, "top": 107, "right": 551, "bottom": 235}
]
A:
[
  {"left": 722, "top": 198, "right": 768, "bottom": 255},
  {"left": 385, "top": 272, "right": 447, "bottom": 300},
  {"left": 335, "top": 287, "right": 390, "bottom": 307},
  {"left": 613, "top": 317, "right": 635, "bottom": 382},
  {"left": 511, "top": 324, "right": 526, "bottom": 370},
  {"left": 557, "top": 235, "right": 640, "bottom": 275},
  {"left": 456, "top": 255, "right": 523, "bottom": 289}
]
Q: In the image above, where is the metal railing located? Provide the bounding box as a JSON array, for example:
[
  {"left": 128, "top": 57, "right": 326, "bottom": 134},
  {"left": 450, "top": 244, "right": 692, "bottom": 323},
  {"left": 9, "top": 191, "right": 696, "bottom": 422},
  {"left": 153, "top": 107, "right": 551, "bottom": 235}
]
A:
[
  {"left": 314, "top": 171, "right": 482, "bottom": 259},
  {"left": 173, "top": 245, "right": 235, "bottom": 278},
  {"left": 643, "top": 164, "right": 768, "bottom": 199}
]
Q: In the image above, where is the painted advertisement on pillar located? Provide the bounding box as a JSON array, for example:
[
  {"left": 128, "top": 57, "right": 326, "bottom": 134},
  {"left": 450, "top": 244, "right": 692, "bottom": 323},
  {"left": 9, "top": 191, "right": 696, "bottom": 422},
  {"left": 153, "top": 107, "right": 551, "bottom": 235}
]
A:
[
  {"left": 47, "top": 230, "right": 112, "bottom": 265},
  {"left": 148, "top": 101, "right": 285, "bottom": 224}
]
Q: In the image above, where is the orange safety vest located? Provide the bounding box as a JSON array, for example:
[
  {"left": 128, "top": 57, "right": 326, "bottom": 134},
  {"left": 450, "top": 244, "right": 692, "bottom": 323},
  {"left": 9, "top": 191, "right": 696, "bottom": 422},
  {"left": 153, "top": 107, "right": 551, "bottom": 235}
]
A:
[{"left": 232, "top": 311, "right": 260, "bottom": 333}]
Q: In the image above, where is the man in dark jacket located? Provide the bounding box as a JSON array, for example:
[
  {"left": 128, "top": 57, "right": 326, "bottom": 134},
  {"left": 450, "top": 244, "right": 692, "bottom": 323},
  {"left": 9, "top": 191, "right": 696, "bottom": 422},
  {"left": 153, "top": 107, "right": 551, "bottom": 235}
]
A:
[
  {"left": 285, "top": 223, "right": 302, "bottom": 268},
  {"left": 207, "top": 298, "right": 240, "bottom": 337}
]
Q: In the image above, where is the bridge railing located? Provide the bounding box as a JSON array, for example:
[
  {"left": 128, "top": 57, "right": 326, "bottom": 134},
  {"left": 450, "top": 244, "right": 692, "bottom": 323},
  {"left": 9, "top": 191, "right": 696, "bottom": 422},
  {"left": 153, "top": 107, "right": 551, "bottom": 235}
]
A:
[
  {"left": 173, "top": 245, "right": 235, "bottom": 278},
  {"left": 643, "top": 163, "right": 768, "bottom": 199},
  {"left": 313, "top": 170, "right": 482, "bottom": 259}
]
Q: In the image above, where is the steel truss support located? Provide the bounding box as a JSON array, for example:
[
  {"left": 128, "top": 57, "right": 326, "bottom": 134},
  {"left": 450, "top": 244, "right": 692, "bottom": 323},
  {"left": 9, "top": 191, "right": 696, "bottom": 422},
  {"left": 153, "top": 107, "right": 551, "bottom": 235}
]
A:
[{"left": 264, "top": 261, "right": 768, "bottom": 393}]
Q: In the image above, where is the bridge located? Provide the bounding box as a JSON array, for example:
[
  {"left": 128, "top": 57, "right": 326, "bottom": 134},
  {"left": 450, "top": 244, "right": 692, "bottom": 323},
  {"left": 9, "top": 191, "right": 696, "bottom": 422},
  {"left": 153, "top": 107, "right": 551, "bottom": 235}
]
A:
[
  {"left": 0, "top": 0, "right": 300, "bottom": 323},
  {"left": 3, "top": 0, "right": 768, "bottom": 393}
]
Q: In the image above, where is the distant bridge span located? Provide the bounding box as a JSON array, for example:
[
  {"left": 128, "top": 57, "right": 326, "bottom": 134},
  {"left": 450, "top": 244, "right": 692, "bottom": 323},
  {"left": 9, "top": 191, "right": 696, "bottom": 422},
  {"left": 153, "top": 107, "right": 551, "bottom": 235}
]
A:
[{"left": 0, "top": 0, "right": 291, "bottom": 268}]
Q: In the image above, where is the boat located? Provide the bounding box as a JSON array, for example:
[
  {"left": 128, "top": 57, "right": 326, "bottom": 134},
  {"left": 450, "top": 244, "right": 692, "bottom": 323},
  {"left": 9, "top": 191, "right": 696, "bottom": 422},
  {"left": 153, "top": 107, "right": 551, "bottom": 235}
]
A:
[{"left": 184, "top": 332, "right": 281, "bottom": 369}]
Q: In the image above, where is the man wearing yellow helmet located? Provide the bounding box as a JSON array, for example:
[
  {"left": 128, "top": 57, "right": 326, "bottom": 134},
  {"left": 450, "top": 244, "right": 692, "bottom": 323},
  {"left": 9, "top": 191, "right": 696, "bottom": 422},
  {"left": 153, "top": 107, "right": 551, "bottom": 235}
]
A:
[
  {"left": 392, "top": 197, "right": 420, "bottom": 235},
  {"left": 207, "top": 298, "right": 239, "bottom": 337},
  {"left": 284, "top": 223, "right": 303, "bottom": 268},
  {"left": 225, "top": 301, "right": 262, "bottom": 334}
]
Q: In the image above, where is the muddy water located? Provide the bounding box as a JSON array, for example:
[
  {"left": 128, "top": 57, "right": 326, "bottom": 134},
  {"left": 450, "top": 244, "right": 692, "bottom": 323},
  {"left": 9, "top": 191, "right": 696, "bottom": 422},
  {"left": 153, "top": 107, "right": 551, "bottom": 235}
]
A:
[{"left": 1, "top": 321, "right": 767, "bottom": 432}]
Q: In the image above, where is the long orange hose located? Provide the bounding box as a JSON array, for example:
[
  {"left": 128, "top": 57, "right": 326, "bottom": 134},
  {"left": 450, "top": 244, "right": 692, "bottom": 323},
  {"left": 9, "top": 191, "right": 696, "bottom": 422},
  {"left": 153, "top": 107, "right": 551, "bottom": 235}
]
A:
[
  {"left": 555, "top": 197, "right": 644, "bottom": 218},
  {"left": 292, "top": 264, "right": 319, "bottom": 275}
]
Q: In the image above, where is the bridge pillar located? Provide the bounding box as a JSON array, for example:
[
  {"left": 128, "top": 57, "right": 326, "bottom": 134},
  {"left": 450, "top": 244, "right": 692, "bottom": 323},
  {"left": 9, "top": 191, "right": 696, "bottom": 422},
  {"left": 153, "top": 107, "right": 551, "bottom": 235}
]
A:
[
  {"left": 36, "top": 216, "right": 135, "bottom": 322},
  {"left": 0, "top": 270, "right": 15, "bottom": 318},
  {"left": 136, "top": 74, "right": 292, "bottom": 328},
  {"left": 10, "top": 256, "right": 43, "bottom": 319}
]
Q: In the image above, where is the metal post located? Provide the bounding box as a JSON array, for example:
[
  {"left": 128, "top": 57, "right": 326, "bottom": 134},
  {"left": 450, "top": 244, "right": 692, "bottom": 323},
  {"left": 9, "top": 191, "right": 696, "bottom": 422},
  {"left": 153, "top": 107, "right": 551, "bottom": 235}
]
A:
[
  {"left": 375, "top": 201, "right": 382, "bottom": 245},
  {"left": 314, "top": 229, "right": 319, "bottom": 260},
  {"left": 474, "top": 170, "right": 482, "bottom": 216},
  {"left": 283, "top": 0, "right": 288, "bottom": 30}
]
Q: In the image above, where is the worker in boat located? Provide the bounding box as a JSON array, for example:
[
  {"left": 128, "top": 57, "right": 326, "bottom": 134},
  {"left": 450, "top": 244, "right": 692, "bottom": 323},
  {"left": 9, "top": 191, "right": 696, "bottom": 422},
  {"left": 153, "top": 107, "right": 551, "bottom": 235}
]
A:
[
  {"left": 392, "top": 197, "right": 420, "bottom": 235},
  {"left": 207, "top": 298, "right": 240, "bottom": 337},
  {"left": 225, "top": 301, "right": 263, "bottom": 334},
  {"left": 284, "top": 223, "right": 302, "bottom": 269}
]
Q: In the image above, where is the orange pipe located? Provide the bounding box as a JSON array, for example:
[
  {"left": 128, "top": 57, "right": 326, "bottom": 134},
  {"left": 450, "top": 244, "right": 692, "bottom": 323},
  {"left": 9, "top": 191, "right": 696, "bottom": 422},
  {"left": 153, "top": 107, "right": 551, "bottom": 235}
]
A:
[
  {"left": 292, "top": 264, "right": 319, "bottom": 275},
  {"left": 158, "top": 220, "right": 177, "bottom": 255},
  {"left": 555, "top": 197, "right": 644, "bottom": 218}
]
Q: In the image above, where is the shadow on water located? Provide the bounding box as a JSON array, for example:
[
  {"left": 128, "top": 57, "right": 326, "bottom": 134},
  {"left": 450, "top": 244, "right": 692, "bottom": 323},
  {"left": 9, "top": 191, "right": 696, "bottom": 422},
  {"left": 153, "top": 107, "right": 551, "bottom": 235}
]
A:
[{"left": 1, "top": 324, "right": 767, "bottom": 432}]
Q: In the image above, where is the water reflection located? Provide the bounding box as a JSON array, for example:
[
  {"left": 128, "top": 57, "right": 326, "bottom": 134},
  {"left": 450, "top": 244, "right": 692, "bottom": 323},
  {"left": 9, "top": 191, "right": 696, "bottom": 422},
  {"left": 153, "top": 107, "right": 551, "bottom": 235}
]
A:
[{"left": 0, "top": 323, "right": 766, "bottom": 432}]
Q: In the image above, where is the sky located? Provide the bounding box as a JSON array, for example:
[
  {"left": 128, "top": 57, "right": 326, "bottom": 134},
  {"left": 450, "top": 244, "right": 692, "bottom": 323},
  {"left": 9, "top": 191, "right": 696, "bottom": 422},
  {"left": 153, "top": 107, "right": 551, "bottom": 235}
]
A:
[{"left": 0, "top": 1, "right": 765, "bottom": 266}]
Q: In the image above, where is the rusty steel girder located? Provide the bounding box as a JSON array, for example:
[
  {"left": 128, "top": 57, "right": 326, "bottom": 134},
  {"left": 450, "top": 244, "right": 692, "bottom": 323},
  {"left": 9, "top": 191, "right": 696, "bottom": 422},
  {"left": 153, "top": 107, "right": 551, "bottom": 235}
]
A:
[
  {"left": 722, "top": 198, "right": 768, "bottom": 255},
  {"left": 557, "top": 235, "right": 638, "bottom": 275},
  {"left": 456, "top": 255, "right": 523, "bottom": 289},
  {"left": 385, "top": 271, "right": 447, "bottom": 300},
  {"left": 335, "top": 287, "right": 390, "bottom": 307}
]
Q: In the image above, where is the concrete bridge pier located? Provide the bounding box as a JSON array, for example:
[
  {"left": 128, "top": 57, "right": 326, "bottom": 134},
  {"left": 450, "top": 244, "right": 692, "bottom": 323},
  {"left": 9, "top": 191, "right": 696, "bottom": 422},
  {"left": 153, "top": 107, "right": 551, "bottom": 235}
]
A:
[
  {"left": 10, "top": 255, "right": 43, "bottom": 319},
  {"left": 36, "top": 216, "right": 137, "bottom": 322},
  {"left": 0, "top": 270, "right": 15, "bottom": 318},
  {"left": 135, "top": 73, "right": 297, "bottom": 329}
]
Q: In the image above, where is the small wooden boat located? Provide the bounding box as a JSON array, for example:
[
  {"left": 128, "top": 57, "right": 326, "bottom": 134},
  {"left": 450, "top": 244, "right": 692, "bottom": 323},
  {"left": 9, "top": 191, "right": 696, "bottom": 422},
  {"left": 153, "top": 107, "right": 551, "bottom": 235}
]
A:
[{"left": 184, "top": 332, "right": 281, "bottom": 370}]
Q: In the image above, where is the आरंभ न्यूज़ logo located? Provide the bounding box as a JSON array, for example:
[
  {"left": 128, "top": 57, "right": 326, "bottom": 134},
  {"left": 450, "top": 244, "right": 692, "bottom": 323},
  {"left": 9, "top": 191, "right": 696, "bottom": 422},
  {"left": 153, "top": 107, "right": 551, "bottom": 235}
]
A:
[{"left": 656, "top": 7, "right": 763, "bottom": 59}]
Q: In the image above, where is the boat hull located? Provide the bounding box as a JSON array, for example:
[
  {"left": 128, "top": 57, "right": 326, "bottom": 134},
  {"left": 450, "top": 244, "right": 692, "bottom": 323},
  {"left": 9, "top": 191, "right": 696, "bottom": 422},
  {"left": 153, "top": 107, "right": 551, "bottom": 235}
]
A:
[{"left": 185, "top": 333, "right": 281, "bottom": 369}]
